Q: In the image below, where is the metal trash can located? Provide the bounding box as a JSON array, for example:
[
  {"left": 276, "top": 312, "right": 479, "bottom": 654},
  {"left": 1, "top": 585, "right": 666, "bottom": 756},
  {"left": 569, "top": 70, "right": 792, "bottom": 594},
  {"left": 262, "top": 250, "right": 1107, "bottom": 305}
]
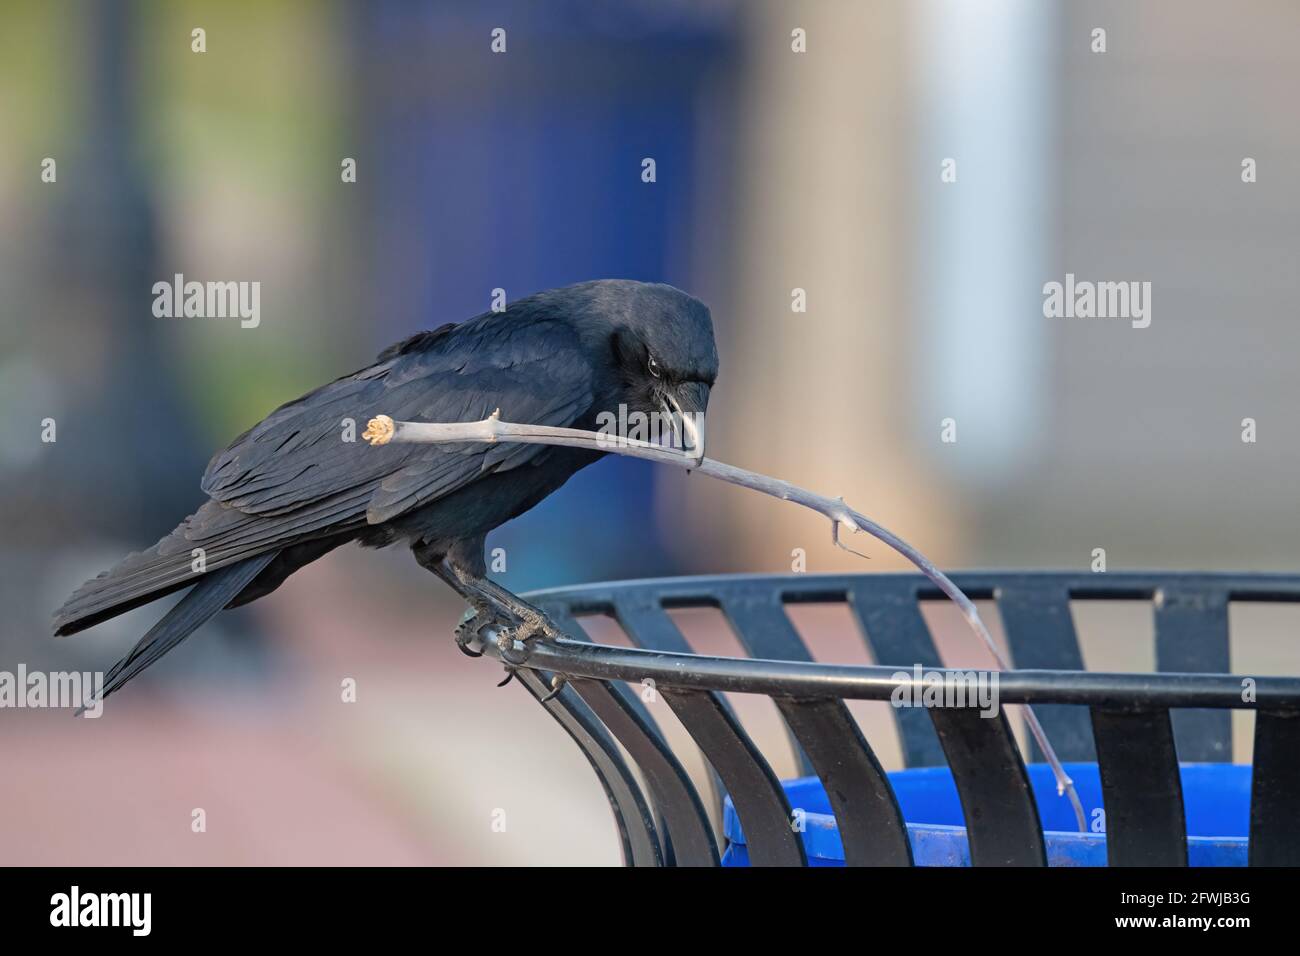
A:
[{"left": 475, "top": 571, "right": 1300, "bottom": 867}]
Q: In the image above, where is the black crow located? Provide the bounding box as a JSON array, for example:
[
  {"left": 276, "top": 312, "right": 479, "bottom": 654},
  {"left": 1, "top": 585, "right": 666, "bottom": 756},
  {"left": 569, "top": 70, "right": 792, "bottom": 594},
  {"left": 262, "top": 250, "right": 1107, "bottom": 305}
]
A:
[{"left": 54, "top": 279, "right": 717, "bottom": 702}]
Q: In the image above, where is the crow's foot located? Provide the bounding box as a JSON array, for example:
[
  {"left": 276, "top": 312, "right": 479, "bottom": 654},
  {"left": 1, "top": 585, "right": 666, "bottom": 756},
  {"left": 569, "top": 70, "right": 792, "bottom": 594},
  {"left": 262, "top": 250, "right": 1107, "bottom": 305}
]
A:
[{"left": 515, "top": 606, "right": 565, "bottom": 643}]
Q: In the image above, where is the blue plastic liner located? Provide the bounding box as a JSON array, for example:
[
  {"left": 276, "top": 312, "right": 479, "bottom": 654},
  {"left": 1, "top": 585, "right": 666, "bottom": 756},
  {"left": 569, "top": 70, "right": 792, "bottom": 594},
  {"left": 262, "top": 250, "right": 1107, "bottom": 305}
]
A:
[{"left": 721, "top": 762, "right": 1250, "bottom": 866}]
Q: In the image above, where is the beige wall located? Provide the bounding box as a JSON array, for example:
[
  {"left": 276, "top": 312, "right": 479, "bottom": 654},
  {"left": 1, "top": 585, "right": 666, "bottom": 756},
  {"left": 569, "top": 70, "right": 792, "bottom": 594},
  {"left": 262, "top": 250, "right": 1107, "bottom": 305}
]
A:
[{"left": 671, "top": 0, "right": 964, "bottom": 575}]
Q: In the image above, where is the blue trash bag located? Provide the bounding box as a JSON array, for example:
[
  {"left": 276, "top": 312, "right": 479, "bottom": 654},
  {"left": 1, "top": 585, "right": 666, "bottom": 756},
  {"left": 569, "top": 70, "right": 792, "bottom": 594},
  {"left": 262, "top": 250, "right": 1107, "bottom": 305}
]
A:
[{"left": 721, "top": 762, "right": 1251, "bottom": 866}]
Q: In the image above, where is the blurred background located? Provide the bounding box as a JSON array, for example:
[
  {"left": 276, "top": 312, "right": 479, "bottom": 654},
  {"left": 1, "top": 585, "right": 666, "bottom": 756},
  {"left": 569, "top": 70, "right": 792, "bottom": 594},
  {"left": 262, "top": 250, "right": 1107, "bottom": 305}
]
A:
[{"left": 2, "top": 0, "right": 1299, "bottom": 864}]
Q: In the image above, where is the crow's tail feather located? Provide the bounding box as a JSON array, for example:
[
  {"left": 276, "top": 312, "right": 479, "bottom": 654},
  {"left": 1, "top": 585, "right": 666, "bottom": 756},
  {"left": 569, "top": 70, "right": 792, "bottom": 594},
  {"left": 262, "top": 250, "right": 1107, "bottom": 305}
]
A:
[{"left": 79, "top": 552, "right": 278, "bottom": 714}]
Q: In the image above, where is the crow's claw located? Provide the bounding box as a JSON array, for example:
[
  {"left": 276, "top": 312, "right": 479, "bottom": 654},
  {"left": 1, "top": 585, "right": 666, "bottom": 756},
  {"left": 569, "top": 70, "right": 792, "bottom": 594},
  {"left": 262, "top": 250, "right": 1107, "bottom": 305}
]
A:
[
  {"left": 454, "top": 620, "right": 486, "bottom": 657},
  {"left": 456, "top": 606, "right": 510, "bottom": 658},
  {"left": 497, "top": 669, "right": 516, "bottom": 688},
  {"left": 539, "top": 675, "right": 566, "bottom": 703},
  {"left": 496, "top": 627, "right": 535, "bottom": 666}
]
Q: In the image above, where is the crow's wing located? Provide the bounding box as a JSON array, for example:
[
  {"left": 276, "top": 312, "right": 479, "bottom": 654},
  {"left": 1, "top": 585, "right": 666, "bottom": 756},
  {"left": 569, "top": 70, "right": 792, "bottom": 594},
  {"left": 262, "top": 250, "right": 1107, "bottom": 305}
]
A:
[
  {"left": 201, "top": 315, "right": 595, "bottom": 524},
  {"left": 53, "top": 316, "right": 596, "bottom": 634}
]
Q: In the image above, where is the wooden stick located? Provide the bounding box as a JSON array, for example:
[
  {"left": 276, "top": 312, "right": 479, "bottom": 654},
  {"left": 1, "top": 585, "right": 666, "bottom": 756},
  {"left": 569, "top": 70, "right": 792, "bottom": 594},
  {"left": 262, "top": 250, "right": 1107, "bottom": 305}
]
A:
[{"left": 363, "top": 411, "right": 1086, "bottom": 830}]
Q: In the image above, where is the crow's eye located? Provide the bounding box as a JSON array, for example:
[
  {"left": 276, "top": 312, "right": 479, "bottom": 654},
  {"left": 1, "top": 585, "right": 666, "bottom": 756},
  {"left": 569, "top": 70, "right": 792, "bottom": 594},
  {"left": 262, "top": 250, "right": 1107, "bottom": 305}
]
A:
[{"left": 647, "top": 356, "right": 661, "bottom": 379}]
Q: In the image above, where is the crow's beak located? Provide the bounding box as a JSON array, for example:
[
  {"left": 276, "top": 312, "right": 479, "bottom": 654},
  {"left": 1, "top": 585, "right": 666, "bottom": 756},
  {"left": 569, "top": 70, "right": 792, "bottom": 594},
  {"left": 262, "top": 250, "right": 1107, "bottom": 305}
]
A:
[{"left": 661, "top": 381, "right": 709, "bottom": 462}]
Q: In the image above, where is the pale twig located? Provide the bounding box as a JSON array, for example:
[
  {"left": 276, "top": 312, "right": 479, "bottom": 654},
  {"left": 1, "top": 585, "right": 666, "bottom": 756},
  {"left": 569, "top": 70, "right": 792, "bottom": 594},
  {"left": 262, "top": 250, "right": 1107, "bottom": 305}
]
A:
[{"left": 362, "top": 412, "right": 1086, "bottom": 831}]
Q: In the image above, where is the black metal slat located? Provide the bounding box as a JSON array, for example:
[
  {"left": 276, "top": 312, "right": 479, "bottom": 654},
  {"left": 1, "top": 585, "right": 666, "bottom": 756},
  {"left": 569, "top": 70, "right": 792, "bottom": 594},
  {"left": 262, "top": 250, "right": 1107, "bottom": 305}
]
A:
[
  {"left": 569, "top": 677, "right": 719, "bottom": 866},
  {"left": 773, "top": 696, "right": 912, "bottom": 866},
  {"left": 611, "top": 598, "right": 729, "bottom": 837},
  {"left": 660, "top": 687, "right": 807, "bottom": 866},
  {"left": 513, "top": 669, "right": 663, "bottom": 866},
  {"left": 1090, "top": 707, "right": 1187, "bottom": 866},
  {"left": 611, "top": 600, "right": 696, "bottom": 654},
  {"left": 539, "top": 604, "right": 686, "bottom": 863},
  {"left": 1249, "top": 709, "right": 1300, "bottom": 866},
  {"left": 846, "top": 579, "right": 947, "bottom": 768},
  {"left": 997, "top": 584, "right": 1096, "bottom": 761},
  {"left": 928, "top": 707, "right": 1047, "bottom": 866},
  {"left": 717, "top": 593, "right": 817, "bottom": 777},
  {"left": 1154, "top": 589, "right": 1232, "bottom": 761},
  {"left": 718, "top": 590, "right": 813, "bottom": 660},
  {"left": 539, "top": 602, "right": 671, "bottom": 749}
]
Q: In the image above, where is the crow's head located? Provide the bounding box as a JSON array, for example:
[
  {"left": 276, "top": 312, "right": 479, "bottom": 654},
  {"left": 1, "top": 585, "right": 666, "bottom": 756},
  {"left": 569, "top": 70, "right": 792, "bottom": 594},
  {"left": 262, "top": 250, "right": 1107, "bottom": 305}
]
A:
[{"left": 565, "top": 279, "right": 718, "bottom": 457}]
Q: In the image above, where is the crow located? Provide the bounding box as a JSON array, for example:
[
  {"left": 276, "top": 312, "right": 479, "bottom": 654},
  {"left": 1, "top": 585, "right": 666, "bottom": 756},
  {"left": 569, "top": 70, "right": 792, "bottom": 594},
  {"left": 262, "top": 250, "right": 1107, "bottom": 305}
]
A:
[{"left": 53, "top": 279, "right": 717, "bottom": 703}]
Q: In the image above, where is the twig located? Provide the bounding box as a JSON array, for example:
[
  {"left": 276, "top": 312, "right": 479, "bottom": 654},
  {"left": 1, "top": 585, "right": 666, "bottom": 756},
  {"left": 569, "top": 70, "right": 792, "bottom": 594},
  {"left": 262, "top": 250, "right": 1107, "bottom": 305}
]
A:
[{"left": 363, "top": 412, "right": 1087, "bottom": 831}]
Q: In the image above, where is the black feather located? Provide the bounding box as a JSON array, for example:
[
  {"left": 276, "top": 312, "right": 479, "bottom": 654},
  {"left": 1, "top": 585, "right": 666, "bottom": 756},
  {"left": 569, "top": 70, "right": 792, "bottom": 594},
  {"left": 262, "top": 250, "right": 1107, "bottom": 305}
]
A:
[{"left": 77, "top": 553, "right": 277, "bottom": 711}]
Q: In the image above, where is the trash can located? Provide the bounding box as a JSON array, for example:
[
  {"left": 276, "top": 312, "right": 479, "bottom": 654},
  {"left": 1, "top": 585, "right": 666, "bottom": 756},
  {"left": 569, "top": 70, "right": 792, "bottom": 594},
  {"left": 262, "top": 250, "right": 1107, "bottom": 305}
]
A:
[{"left": 475, "top": 571, "right": 1300, "bottom": 867}]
